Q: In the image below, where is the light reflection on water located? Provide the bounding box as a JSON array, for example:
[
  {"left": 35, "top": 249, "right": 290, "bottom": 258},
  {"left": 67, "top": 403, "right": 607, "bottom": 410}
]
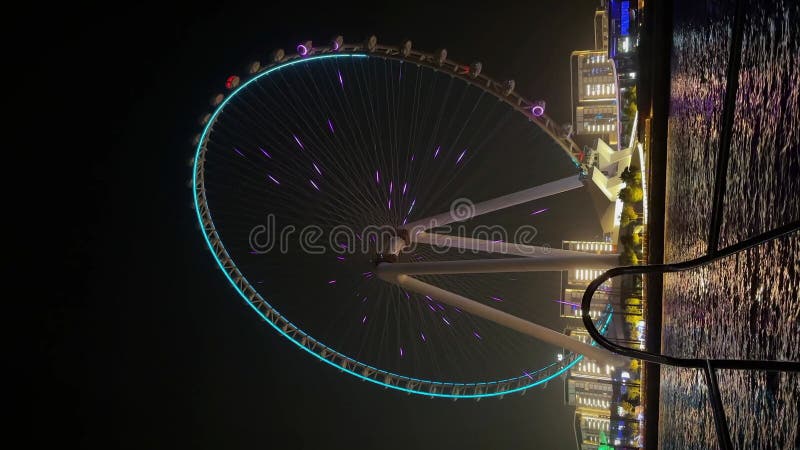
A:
[{"left": 662, "top": 0, "right": 799, "bottom": 448}]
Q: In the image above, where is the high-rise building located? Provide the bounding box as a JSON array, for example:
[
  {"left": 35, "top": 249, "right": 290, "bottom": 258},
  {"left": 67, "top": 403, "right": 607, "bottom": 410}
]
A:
[
  {"left": 574, "top": 51, "right": 616, "bottom": 102},
  {"left": 564, "top": 327, "right": 617, "bottom": 450},
  {"left": 567, "top": 377, "right": 614, "bottom": 408},
  {"left": 563, "top": 240, "right": 617, "bottom": 253},
  {"left": 576, "top": 411, "right": 613, "bottom": 449},
  {"left": 608, "top": 0, "right": 639, "bottom": 62},
  {"left": 576, "top": 104, "right": 618, "bottom": 136},
  {"left": 570, "top": 50, "right": 619, "bottom": 147},
  {"left": 560, "top": 237, "right": 621, "bottom": 449},
  {"left": 568, "top": 267, "right": 614, "bottom": 286},
  {"left": 561, "top": 288, "right": 611, "bottom": 320},
  {"left": 560, "top": 240, "right": 618, "bottom": 305},
  {"left": 563, "top": 4, "right": 641, "bottom": 448}
]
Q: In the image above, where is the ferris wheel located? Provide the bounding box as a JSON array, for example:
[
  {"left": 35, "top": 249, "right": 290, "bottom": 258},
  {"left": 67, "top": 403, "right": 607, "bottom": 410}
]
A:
[{"left": 191, "top": 35, "right": 622, "bottom": 399}]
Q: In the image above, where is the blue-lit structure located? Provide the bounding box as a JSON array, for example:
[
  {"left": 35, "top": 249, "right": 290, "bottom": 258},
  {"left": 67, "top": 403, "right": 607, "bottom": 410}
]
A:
[
  {"left": 191, "top": 44, "right": 615, "bottom": 399},
  {"left": 608, "top": 0, "right": 639, "bottom": 60},
  {"left": 605, "top": 0, "right": 640, "bottom": 155}
]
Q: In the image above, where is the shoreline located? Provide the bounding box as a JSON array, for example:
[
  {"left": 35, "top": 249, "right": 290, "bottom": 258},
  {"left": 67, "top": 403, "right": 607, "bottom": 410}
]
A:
[{"left": 636, "top": 0, "right": 672, "bottom": 449}]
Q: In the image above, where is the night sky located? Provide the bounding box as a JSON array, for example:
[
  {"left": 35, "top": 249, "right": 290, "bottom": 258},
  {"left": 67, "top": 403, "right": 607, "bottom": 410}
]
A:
[{"left": 22, "top": 1, "right": 602, "bottom": 448}]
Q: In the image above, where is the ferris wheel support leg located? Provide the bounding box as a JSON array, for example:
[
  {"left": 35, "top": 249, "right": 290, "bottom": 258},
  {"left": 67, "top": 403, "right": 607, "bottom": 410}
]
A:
[
  {"left": 400, "top": 175, "right": 584, "bottom": 241},
  {"left": 376, "top": 253, "right": 618, "bottom": 276},
  {"left": 413, "top": 232, "right": 613, "bottom": 258},
  {"left": 378, "top": 272, "right": 625, "bottom": 367}
]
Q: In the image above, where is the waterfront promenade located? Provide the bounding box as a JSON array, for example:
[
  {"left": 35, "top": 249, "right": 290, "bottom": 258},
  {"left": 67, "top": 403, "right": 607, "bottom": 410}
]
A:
[{"left": 636, "top": 1, "right": 799, "bottom": 448}]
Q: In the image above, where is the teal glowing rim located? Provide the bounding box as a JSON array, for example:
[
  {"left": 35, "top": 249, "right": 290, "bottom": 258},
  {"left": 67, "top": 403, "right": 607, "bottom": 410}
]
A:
[{"left": 192, "top": 53, "right": 614, "bottom": 398}]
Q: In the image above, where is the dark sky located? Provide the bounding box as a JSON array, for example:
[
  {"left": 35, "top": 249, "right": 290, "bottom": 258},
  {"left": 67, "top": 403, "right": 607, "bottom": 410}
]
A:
[{"left": 22, "top": 0, "right": 600, "bottom": 448}]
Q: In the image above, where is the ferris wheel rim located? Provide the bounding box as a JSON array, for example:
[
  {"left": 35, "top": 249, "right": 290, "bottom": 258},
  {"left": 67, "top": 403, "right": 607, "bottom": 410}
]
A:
[{"left": 193, "top": 50, "right": 606, "bottom": 398}]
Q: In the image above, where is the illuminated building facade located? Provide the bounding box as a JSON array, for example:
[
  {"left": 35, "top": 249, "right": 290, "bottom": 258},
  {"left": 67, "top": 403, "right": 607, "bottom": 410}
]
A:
[
  {"left": 570, "top": 50, "right": 618, "bottom": 147},
  {"left": 563, "top": 240, "right": 617, "bottom": 253},
  {"left": 576, "top": 104, "right": 618, "bottom": 136},
  {"left": 607, "top": 0, "right": 639, "bottom": 64},
  {"left": 565, "top": 327, "right": 616, "bottom": 450},
  {"left": 562, "top": 288, "right": 611, "bottom": 320},
  {"left": 562, "top": 3, "right": 643, "bottom": 448},
  {"left": 571, "top": 0, "right": 641, "bottom": 152},
  {"left": 560, "top": 237, "right": 621, "bottom": 448},
  {"left": 578, "top": 412, "right": 612, "bottom": 447},
  {"left": 560, "top": 241, "right": 618, "bottom": 314}
]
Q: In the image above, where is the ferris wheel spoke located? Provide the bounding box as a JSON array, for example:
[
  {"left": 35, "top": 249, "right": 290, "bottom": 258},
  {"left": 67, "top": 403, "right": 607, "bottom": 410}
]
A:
[
  {"left": 402, "top": 174, "right": 585, "bottom": 236},
  {"left": 325, "top": 60, "right": 388, "bottom": 199},
  {"left": 379, "top": 273, "right": 624, "bottom": 366},
  {"left": 412, "top": 232, "right": 600, "bottom": 258},
  {"left": 254, "top": 70, "right": 385, "bottom": 216},
  {"left": 375, "top": 252, "right": 618, "bottom": 276},
  {"left": 304, "top": 62, "right": 384, "bottom": 208}
]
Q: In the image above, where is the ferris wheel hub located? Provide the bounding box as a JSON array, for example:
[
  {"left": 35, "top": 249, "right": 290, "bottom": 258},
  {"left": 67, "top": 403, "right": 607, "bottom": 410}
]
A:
[
  {"left": 373, "top": 232, "right": 409, "bottom": 265},
  {"left": 373, "top": 252, "right": 399, "bottom": 265}
]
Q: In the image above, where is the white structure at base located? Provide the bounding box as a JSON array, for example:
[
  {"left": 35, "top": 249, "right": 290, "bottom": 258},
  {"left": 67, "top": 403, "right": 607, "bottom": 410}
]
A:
[{"left": 583, "top": 137, "right": 634, "bottom": 242}]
